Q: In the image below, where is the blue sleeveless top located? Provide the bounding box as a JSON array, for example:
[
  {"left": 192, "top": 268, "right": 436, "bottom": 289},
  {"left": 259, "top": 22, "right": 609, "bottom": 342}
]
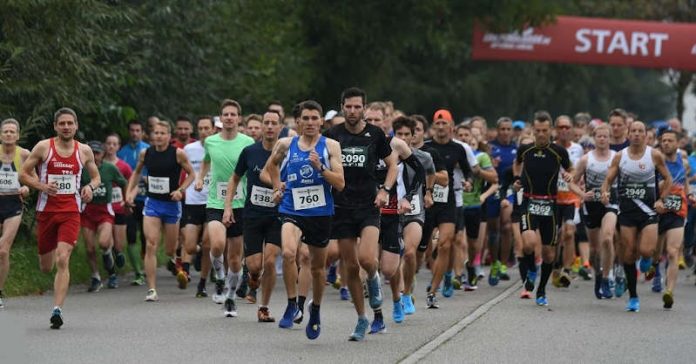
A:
[{"left": 279, "top": 136, "right": 334, "bottom": 217}]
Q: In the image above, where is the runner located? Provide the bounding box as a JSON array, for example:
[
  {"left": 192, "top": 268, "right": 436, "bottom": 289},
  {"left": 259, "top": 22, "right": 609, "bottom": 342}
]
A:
[
  {"left": 125, "top": 120, "right": 195, "bottom": 301},
  {"left": 195, "top": 99, "right": 254, "bottom": 315},
  {"left": 323, "top": 87, "right": 397, "bottom": 341},
  {"left": 103, "top": 133, "right": 132, "bottom": 283},
  {"left": 117, "top": 120, "right": 149, "bottom": 285},
  {"left": 0, "top": 118, "right": 30, "bottom": 309},
  {"left": 573, "top": 124, "right": 618, "bottom": 299},
  {"left": 19, "top": 107, "right": 100, "bottom": 328},
  {"left": 609, "top": 109, "right": 630, "bottom": 152},
  {"left": 81, "top": 141, "right": 127, "bottom": 291},
  {"left": 262, "top": 100, "right": 344, "bottom": 339},
  {"left": 223, "top": 110, "right": 283, "bottom": 322},
  {"left": 183, "top": 116, "right": 214, "bottom": 297},
  {"left": 601, "top": 120, "right": 672, "bottom": 312},
  {"left": 512, "top": 111, "right": 572, "bottom": 307},
  {"left": 171, "top": 116, "right": 196, "bottom": 149}
]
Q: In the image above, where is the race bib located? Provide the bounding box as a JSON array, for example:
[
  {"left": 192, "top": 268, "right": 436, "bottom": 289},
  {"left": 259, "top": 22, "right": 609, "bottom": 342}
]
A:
[
  {"left": 93, "top": 183, "right": 107, "bottom": 198},
  {"left": 406, "top": 196, "right": 421, "bottom": 216},
  {"left": 111, "top": 186, "right": 123, "bottom": 203},
  {"left": 341, "top": 146, "right": 368, "bottom": 168},
  {"left": 623, "top": 183, "right": 647, "bottom": 200},
  {"left": 433, "top": 185, "right": 448, "bottom": 203},
  {"left": 292, "top": 185, "right": 326, "bottom": 210},
  {"left": 0, "top": 171, "right": 19, "bottom": 190},
  {"left": 592, "top": 189, "right": 603, "bottom": 202},
  {"left": 528, "top": 199, "right": 553, "bottom": 216},
  {"left": 217, "top": 181, "right": 244, "bottom": 201},
  {"left": 48, "top": 174, "right": 76, "bottom": 194},
  {"left": 664, "top": 195, "right": 683, "bottom": 211},
  {"left": 250, "top": 185, "right": 276, "bottom": 207},
  {"left": 148, "top": 176, "right": 170, "bottom": 194},
  {"left": 557, "top": 178, "right": 569, "bottom": 192}
]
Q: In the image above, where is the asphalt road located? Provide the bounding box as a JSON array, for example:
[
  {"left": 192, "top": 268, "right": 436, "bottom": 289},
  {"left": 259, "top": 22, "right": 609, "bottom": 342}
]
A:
[{"left": 1, "top": 265, "right": 695, "bottom": 363}]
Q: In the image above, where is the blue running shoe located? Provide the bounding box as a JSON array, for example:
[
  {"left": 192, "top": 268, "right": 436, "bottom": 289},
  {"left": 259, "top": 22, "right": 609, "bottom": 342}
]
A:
[
  {"left": 367, "top": 275, "right": 383, "bottom": 309},
  {"left": 402, "top": 294, "right": 415, "bottom": 315},
  {"left": 614, "top": 277, "right": 626, "bottom": 297},
  {"left": 393, "top": 298, "right": 405, "bottom": 323},
  {"left": 327, "top": 265, "right": 337, "bottom": 285},
  {"left": 50, "top": 307, "right": 63, "bottom": 329},
  {"left": 369, "top": 317, "right": 386, "bottom": 334},
  {"left": 442, "top": 271, "right": 454, "bottom": 298},
  {"left": 340, "top": 287, "right": 350, "bottom": 301},
  {"left": 639, "top": 257, "right": 652, "bottom": 273},
  {"left": 536, "top": 296, "right": 548, "bottom": 306},
  {"left": 601, "top": 278, "right": 614, "bottom": 299},
  {"left": 652, "top": 269, "right": 663, "bottom": 293},
  {"left": 279, "top": 302, "right": 298, "bottom": 329},
  {"left": 305, "top": 300, "right": 321, "bottom": 340},
  {"left": 107, "top": 274, "right": 118, "bottom": 289},
  {"left": 525, "top": 269, "right": 537, "bottom": 292},
  {"left": 349, "top": 316, "right": 370, "bottom": 341},
  {"left": 626, "top": 297, "right": 640, "bottom": 312}
]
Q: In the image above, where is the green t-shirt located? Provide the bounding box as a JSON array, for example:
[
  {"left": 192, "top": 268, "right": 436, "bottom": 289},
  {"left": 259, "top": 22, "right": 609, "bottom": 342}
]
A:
[
  {"left": 82, "top": 162, "right": 127, "bottom": 205},
  {"left": 203, "top": 132, "right": 255, "bottom": 209},
  {"left": 462, "top": 151, "right": 493, "bottom": 207}
]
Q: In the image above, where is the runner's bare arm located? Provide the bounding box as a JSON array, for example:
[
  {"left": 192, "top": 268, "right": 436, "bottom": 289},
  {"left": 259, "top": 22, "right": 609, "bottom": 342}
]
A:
[
  {"left": 390, "top": 137, "right": 412, "bottom": 160},
  {"left": 573, "top": 155, "right": 587, "bottom": 184},
  {"left": 80, "top": 144, "right": 100, "bottom": 203},
  {"left": 175, "top": 148, "right": 196, "bottom": 194},
  {"left": 601, "top": 151, "right": 621, "bottom": 197},
  {"left": 126, "top": 149, "right": 146, "bottom": 204},
  {"left": 19, "top": 140, "right": 50, "bottom": 192},
  {"left": 224, "top": 174, "right": 242, "bottom": 211},
  {"left": 262, "top": 137, "right": 290, "bottom": 191},
  {"left": 323, "top": 139, "right": 345, "bottom": 191},
  {"left": 478, "top": 167, "right": 498, "bottom": 184},
  {"left": 653, "top": 149, "right": 672, "bottom": 200},
  {"left": 195, "top": 160, "right": 210, "bottom": 191}
]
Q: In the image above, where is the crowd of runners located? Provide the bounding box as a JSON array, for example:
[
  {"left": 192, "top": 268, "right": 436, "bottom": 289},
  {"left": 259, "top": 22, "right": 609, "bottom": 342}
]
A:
[{"left": 1, "top": 87, "right": 695, "bottom": 339}]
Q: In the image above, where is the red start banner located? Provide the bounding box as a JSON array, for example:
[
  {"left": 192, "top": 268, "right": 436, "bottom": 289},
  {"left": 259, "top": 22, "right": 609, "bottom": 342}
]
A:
[{"left": 472, "top": 16, "right": 696, "bottom": 71}]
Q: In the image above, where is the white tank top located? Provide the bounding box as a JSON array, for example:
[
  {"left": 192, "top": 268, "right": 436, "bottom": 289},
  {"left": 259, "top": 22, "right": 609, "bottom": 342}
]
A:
[{"left": 618, "top": 146, "right": 656, "bottom": 215}]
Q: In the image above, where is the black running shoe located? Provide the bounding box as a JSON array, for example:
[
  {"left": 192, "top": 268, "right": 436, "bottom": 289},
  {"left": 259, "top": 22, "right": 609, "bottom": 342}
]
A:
[
  {"left": 50, "top": 307, "right": 63, "bottom": 329},
  {"left": 167, "top": 260, "right": 177, "bottom": 276},
  {"left": 196, "top": 280, "right": 208, "bottom": 298}
]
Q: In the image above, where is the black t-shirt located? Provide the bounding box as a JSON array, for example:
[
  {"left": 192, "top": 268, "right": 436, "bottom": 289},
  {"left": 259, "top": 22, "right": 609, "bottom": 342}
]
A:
[
  {"left": 324, "top": 122, "right": 392, "bottom": 209},
  {"left": 515, "top": 142, "right": 571, "bottom": 197},
  {"left": 423, "top": 138, "right": 471, "bottom": 206},
  {"left": 610, "top": 139, "right": 629, "bottom": 152},
  {"left": 234, "top": 142, "right": 277, "bottom": 217}
]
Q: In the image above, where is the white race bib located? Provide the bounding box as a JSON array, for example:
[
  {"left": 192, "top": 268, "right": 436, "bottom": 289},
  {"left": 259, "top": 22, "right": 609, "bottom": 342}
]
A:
[
  {"left": 48, "top": 174, "right": 76, "bottom": 194},
  {"left": 433, "top": 185, "right": 449, "bottom": 203},
  {"left": 217, "top": 181, "right": 245, "bottom": 201},
  {"left": 406, "top": 196, "right": 421, "bottom": 216},
  {"left": 250, "top": 185, "right": 276, "bottom": 207},
  {"left": 292, "top": 185, "right": 326, "bottom": 210},
  {"left": 0, "top": 171, "right": 20, "bottom": 191},
  {"left": 148, "top": 176, "right": 170, "bottom": 194},
  {"left": 111, "top": 186, "right": 123, "bottom": 203}
]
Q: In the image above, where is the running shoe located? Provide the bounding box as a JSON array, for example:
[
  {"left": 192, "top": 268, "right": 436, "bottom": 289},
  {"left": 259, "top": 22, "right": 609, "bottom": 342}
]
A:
[
  {"left": 176, "top": 270, "right": 189, "bottom": 290},
  {"left": 578, "top": 266, "right": 592, "bottom": 281},
  {"left": 339, "top": 287, "right": 350, "bottom": 301},
  {"left": 367, "top": 275, "right": 383, "bottom": 309},
  {"left": 452, "top": 275, "right": 462, "bottom": 290},
  {"left": 499, "top": 263, "right": 510, "bottom": 281},
  {"left": 107, "top": 274, "right": 118, "bottom": 289},
  {"left": 114, "top": 251, "right": 126, "bottom": 269},
  {"left": 639, "top": 257, "right": 652, "bottom": 273},
  {"left": 594, "top": 274, "right": 602, "bottom": 299},
  {"left": 349, "top": 316, "right": 370, "bottom": 341},
  {"left": 196, "top": 280, "right": 208, "bottom": 298},
  {"left": 258, "top": 306, "right": 276, "bottom": 323},
  {"left": 236, "top": 272, "right": 249, "bottom": 299},
  {"left": 463, "top": 280, "right": 478, "bottom": 292},
  {"left": 519, "top": 289, "right": 532, "bottom": 299},
  {"left": 246, "top": 288, "right": 257, "bottom": 304},
  {"left": 145, "top": 289, "right": 158, "bottom": 302},
  {"left": 102, "top": 251, "right": 115, "bottom": 272},
  {"left": 426, "top": 293, "right": 439, "bottom": 309},
  {"left": 601, "top": 278, "right": 614, "bottom": 299},
  {"left": 167, "top": 259, "right": 177, "bottom": 276},
  {"left": 212, "top": 280, "right": 225, "bottom": 304},
  {"left": 327, "top": 265, "right": 337, "bottom": 285},
  {"left": 678, "top": 256, "right": 686, "bottom": 270},
  {"left": 393, "top": 298, "right": 405, "bottom": 323},
  {"left": 442, "top": 271, "right": 454, "bottom": 297},
  {"left": 559, "top": 270, "right": 572, "bottom": 288},
  {"left": 536, "top": 296, "right": 548, "bottom": 306},
  {"left": 652, "top": 269, "right": 663, "bottom": 293},
  {"left": 131, "top": 273, "right": 145, "bottom": 286},
  {"left": 551, "top": 270, "right": 562, "bottom": 288},
  {"left": 625, "top": 297, "right": 640, "bottom": 312},
  {"left": 293, "top": 305, "right": 304, "bottom": 324},
  {"left": 306, "top": 301, "right": 321, "bottom": 340},
  {"left": 645, "top": 265, "right": 656, "bottom": 281},
  {"left": 279, "top": 302, "right": 299, "bottom": 329},
  {"left": 488, "top": 261, "right": 500, "bottom": 286},
  {"left": 369, "top": 316, "right": 386, "bottom": 334},
  {"left": 614, "top": 276, "right": 626, "bottom": 298},
  {"left": 50, "top": 307, "right": 63, "bottom": 329},
  {"left": 223, "top": 298, "right": 238, "bottom": 317},
  {"left": 402, "top": 294, "right": 416, "bottom": 315},
  {"left": 662, "top": 290, "right": 674, "bottom": 309},
  {"left": 525, "top": 270, "right": 537, "bottom": 292},
  {"left": 571, "top": 257, "right": 581, "bottom": 274},
  {"left": 87, "top": 277, "right": 102, "bottom": 293},
  {"left": 475, "top": 265, "right": 485, "bottom": 280}
]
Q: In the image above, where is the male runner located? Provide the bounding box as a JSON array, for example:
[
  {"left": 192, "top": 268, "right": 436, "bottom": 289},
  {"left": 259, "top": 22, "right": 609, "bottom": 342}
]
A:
[
  {"left": 263, "top": 100, "right": 344, "bottom": 340},
  {"left": 20, "top": 107, "right": 100, "bottom": 328},
  {"left": 195, "top": 99, "right": 254, "bottom": 316},
  {"left": 513, "top": 111, "right": 572, "bottom": 307},
  {"left": 0, "top": 118, "right": 30, "bottom": 308},
  {"left": 126, "top": 120, "right": 195, "bottom": 301},
  {"left": 171, "top": 116, "right": 196, "bottom": 149},
  {"left": 223, "top": 110, "right": 283, "bottom": 322},
  {"left": 601, "top": 120, "right": 672, "bottom": 312},
  {"left": 609, "top": 109, "right": 630, "bottom": 152},
  {"left": 323, "top": 87, "right": 397, "bottom": 341}
]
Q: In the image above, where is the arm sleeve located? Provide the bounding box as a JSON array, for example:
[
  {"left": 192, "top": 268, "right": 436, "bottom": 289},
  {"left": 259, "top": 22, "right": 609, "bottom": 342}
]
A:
[
  {"left": 402, "top": 153, "right": 425, "bottom": 201},
  {"left": 377, "top": 129, "right": 392, "bottom": 160},
  {"left": 111, "top": 164, "right": 128, "bottom": 188}
]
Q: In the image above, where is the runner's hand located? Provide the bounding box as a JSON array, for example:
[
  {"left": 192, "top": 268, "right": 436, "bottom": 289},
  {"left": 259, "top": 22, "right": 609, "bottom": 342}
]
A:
[
  {"left": 398, "top": 198, "right": 412, "bottom": 214},
  {"left": 513, "top": 180, "right": 522, "bottom": 192},
  {"left": 375, "top": 188, "right": 388, "bottom": 208},
  {"left": 43, "top": 181, "right": 58, "bottom": 196},
  {"left": 170, "top": 190, "right": 183, "bottom": 202},
  {"left": 600, "top": 191, "right": 609, "bottom": 205},
  {"left": 584, "top": 191, "right": 595, "bottom": 202},
  {"left": 19, "top": 186, "right": 29, "bottom": 198},
  {"left": 81, "top": 185, "right": 93, "bottom": 203},
  {"left": 309, "top": 150, "right": 322, "bottom": 171},
  {"left": 194, "top": 179, "right": 204, "bottom": 192},
  {"left": 222, "top": 207, "right": 235, "bottom": 225},
  {"left": 655, "top": 199, "right": 666, "bottom": 214},
  {"left": 424, "top": 192, "right": 433, "bottom": 209}
]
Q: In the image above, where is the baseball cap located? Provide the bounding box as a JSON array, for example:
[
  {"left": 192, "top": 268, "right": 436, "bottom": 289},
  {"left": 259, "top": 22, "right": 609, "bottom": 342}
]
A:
[
  {"left": 88, "top": 140, "right": 104, "bottom": 153},
  {"left": 512, "top": 120, "right": 525, "bottom": 130},
  {"left": 214, "top": 116, "right": 223, "bottom": 129},
  {"left": 433, "top": 109, "right": 453, "bottom": 122},
  {"left": 324, "top": 110, "right": 338, "bottom": 121}
]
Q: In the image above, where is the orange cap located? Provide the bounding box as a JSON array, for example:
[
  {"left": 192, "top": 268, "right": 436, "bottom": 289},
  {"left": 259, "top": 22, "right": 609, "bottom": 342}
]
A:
[{"left": 433, "top": 109, "right": 453, "bottom": 123}]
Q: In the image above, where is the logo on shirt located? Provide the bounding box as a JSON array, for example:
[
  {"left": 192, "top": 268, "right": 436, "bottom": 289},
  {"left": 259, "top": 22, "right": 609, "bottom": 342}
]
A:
[
  {"left": 534, "top": 150, "right": 545, "bottom": 158},
  {"left": 53, "top": 162, "right": 74, "bottom": 169},
  {"left": 300, "top": 165, "right": 313, "bottom": 179},
  {"left": 639, "top": 163, "right": 646, "bottom": 170},
  {"left": 364, "top": 132, "right": 371, "bottom": 137},
  {"left": 253, "top": 165, "right": 263, "bottom": 172}
]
